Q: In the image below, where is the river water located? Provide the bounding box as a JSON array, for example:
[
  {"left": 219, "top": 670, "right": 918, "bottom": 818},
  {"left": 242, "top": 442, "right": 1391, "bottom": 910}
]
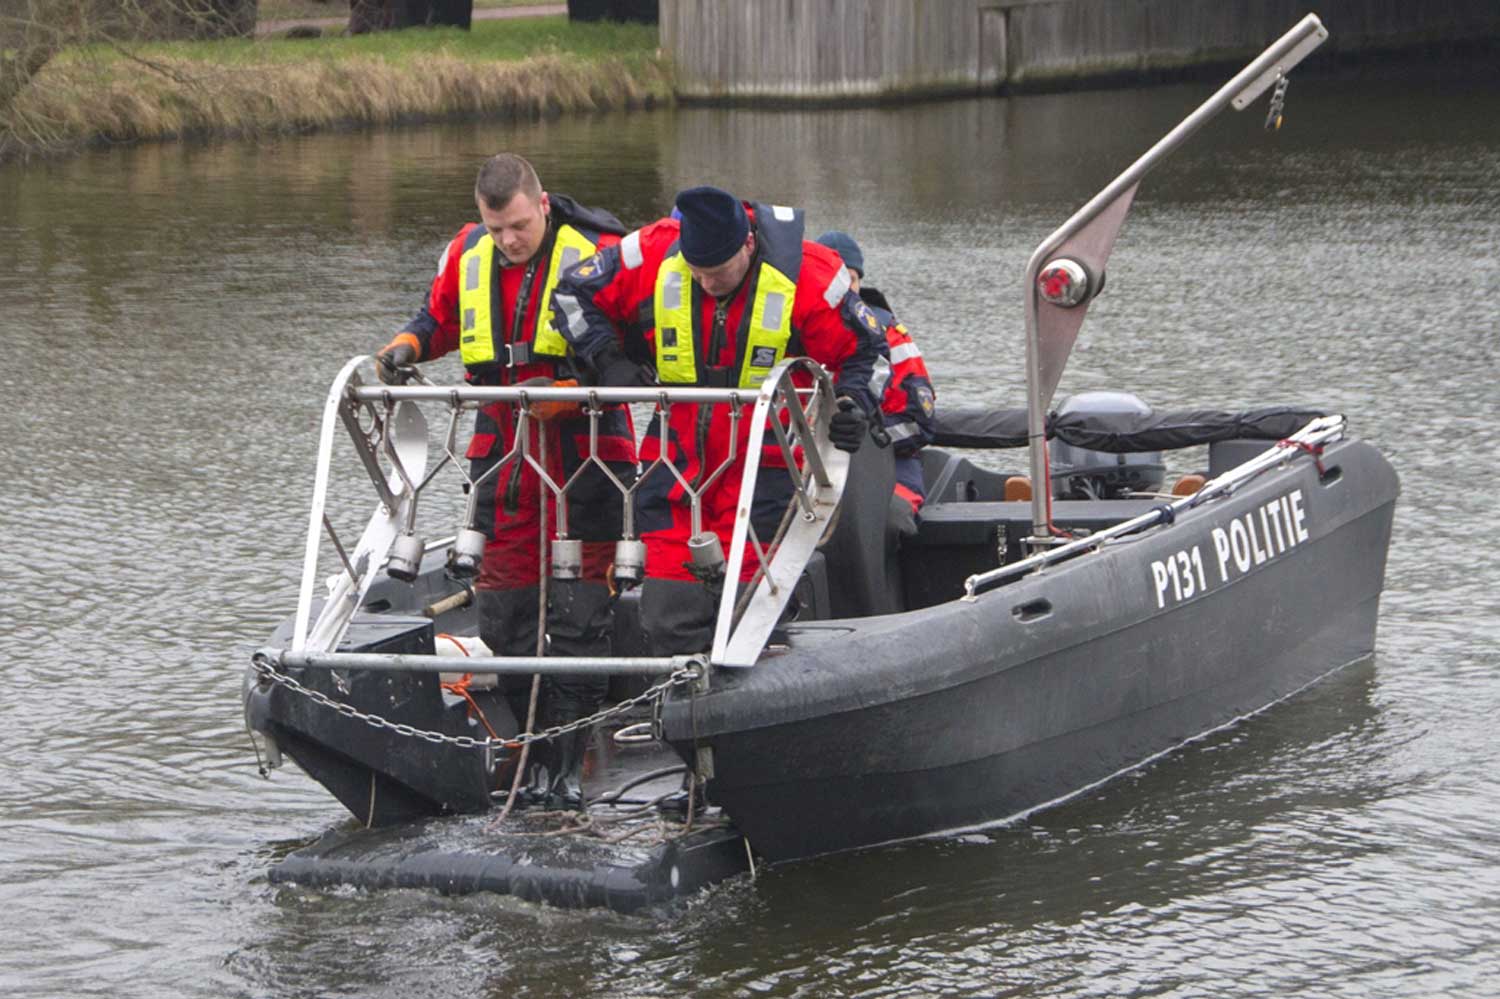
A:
[{"left": 2, "top": 66, "right": 1498, "bottom": 998}]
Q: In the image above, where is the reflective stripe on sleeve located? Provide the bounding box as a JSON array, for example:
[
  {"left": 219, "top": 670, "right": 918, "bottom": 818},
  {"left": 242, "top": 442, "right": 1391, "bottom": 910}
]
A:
[
  {"left": 870, "top": 355, "right": 892, "bottom": 398},
  {"left": 822, "top": 265, "right": 852, "bottom": 308},
  {"left": 886, "top": 420, "right": 921, "bottom": 442},
  {"left": 620, "top": 230, "right": 644, "bottom": 270},
  {"left": 554, "top": 292, "right": 585, "bottom": 336},
  {"left": 890, "top": 341, "right": 922, "bottom": 364}
]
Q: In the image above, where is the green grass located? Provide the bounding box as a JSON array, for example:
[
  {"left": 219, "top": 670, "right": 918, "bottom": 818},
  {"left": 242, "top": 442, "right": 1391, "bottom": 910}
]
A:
[
  {"left": 258, "top": 0, "right": 558, "bottom": 21},
  {"left": 108, "top": 17, "right": 657, "bottom": 66}
]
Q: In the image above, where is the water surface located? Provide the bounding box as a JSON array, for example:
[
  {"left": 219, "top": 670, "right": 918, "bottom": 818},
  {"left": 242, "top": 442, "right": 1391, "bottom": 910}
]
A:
[{"left": 2, "top": 68, "right": 1498, "bottom": 998}]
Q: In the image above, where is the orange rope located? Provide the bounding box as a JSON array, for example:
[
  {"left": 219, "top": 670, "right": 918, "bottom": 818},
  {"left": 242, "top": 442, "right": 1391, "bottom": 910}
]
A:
[{"left": 436, "top": 634, "right": 501, "bottom": 742}]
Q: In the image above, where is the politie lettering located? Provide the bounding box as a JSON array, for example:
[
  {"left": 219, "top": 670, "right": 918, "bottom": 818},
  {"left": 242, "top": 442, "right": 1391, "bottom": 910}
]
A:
[
  {"left": 1149, "top": 488, "right": 1311, "bottom": 609},
  {"left": 1210, "top": 488, "right": 1309, "bottom": 582}
]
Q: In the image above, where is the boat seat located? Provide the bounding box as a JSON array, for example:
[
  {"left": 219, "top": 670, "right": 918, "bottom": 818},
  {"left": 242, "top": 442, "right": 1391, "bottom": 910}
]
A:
[{"left": 920, "top": 448, "right": 1020, "bottom": 503}]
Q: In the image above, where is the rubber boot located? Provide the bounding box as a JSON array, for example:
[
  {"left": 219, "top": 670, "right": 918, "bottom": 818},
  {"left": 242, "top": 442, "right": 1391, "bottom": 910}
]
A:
[
  {"left": 542, "top": 720, "right": 592, "bottom": 810},
  {"left": 517, "top": 734, "right": 561, "bottom": 808},
  {"left": 517, "top": 697, "right": 597, "bottom": 810},
  {"left": 519, "top": 579, "right": 613, "bottom": 809}
]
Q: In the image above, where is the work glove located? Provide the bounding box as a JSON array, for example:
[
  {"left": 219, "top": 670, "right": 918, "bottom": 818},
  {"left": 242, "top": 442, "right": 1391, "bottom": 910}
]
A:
[
  {"left": 593, "top": 346, "right": 656, "bottom": 388},
  {"left": 520, "top": 377, "right": 582, "bottom": 423},
  {"left": 375, "top": 338, "right": 418, "bottom": 385},
  {"left": 828, "top": 396, "right": 868, "bottom": 453}
]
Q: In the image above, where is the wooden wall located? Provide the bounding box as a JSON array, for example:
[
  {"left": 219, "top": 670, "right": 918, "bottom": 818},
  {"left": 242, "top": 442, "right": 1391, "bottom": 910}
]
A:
[
  {"left": 661, "top": 0, "right": 1002, "bottom": 100},
  {"left": 660, "top": 0, "right": 1500, "bottom": 101},
  {"left": 1005, "top": 0, "right": 1500, "bottom": 87}
]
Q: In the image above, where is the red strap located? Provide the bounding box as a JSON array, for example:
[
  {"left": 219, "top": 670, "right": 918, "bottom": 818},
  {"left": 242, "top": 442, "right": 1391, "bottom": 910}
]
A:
[{"left": 1277, "top": 438, "right": 1326, "bottom": 475}]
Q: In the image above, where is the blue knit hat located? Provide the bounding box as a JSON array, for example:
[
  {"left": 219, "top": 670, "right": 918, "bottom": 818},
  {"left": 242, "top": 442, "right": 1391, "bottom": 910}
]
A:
[
  {"left": 815, "top": 230, "right": 864, "bottom": 277},
  {"left": 674, "top": 186, "right": 750, "bottom": 267}
]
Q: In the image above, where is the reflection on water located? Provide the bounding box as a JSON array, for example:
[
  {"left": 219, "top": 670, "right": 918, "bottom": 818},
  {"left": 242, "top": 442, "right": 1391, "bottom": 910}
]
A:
[{"left": 2, "top": 68, "right": 1500, "bottom": 998}]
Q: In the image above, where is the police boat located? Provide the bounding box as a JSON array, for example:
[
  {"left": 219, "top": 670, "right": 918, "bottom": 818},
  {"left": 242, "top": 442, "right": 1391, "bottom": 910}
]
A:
[{"left": 244, "top": 14, "right": 1399, "bottom": 911}]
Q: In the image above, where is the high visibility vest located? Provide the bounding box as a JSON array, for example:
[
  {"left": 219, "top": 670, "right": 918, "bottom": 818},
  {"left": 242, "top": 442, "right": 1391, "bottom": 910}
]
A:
[
  {"left": 458, "top": 223, "right": 598, "bottom": 366},
  {"left": 652, "top": 203, "right": 804, "bottom": 390}
]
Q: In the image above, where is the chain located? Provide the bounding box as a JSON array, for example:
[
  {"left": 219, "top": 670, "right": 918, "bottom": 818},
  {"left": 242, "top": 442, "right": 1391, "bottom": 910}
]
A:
[
  {"left": 1265, "top": 74, "right": 1289, "bottom": 131},
  {"left": 250, "top": 653, "right": 699, "bottom": 754}
]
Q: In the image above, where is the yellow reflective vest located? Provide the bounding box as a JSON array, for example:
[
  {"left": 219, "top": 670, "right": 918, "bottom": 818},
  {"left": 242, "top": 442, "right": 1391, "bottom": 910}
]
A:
[
  {"left": 458, "top": 223, "right": 598, "bottom": 366},
  {"left": 652, "top": 204, "right": 804, "bottom": 390}
]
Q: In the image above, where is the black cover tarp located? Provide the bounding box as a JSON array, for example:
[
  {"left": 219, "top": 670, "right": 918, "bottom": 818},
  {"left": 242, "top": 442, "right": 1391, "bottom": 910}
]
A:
[{"left": 931, "top": 406, "right": 1327, "bottom": 452}]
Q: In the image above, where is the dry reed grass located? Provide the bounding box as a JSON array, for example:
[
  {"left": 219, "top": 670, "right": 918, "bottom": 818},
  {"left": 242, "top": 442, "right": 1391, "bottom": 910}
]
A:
[{"left": 2, "top": 35, "right": 672, "bottom": 158}]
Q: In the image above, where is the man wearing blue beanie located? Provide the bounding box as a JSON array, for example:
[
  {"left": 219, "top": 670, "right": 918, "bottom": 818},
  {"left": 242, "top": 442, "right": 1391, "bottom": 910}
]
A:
[
  {"left": 816, "top": 230, "right": 938, "bottom": 530},
  {"left": 550, "top": 186, "right": 888, "bottom": 655}
]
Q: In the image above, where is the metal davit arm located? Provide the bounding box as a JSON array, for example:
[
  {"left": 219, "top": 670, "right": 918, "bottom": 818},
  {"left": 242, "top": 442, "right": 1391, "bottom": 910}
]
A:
[{"left": 1021, "top": 14, "right": 1330, "bottom": 545}]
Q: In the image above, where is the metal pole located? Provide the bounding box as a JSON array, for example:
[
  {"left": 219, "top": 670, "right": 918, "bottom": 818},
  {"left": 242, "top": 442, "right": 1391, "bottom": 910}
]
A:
[
  {"left": 351, "top": 385, "right": 753, "bottom": 405},
  {"left": 1022, "top": 14, "right": 1328, "bottom": 543},
  {"left": 264, "top": 648, "right": 701, "bottom": 677}
]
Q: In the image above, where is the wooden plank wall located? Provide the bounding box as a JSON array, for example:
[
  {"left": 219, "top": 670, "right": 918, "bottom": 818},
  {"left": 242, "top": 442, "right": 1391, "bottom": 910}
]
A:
[
  {"left": 1006, "top": 0, "right": 1500, "bottom": 86},
  {"left": 661, "top": 0, "right": 994, "bottom": 100},
  {"left": 661, "top": 0, "right": 1500, "bottom": 101}
]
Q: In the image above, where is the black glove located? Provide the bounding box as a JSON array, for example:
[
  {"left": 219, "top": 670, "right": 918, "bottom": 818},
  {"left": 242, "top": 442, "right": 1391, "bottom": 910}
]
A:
[
  {"left": 376, "top": 340, "right": 417, "bottom": 385},
  {"left": 828, "top": 396, "right": 867, "bottom": 453},
  {"left": 593, "top": 346, "right": 656, "bottom": 388}
]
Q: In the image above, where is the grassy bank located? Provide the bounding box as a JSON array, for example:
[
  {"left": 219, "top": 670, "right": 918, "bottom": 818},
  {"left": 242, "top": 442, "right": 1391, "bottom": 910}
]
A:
[
  {"left": 259, "top": 0, "right": 546, "bottom": 18},
  {"left": 1, "top": 17, "right": 670, "bottom": 160}
]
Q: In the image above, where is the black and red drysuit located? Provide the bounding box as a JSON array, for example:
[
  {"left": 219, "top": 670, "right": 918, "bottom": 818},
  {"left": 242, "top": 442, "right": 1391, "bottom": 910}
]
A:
[{"left": 550, "top": 202, "right": 886, "bottom": 654}]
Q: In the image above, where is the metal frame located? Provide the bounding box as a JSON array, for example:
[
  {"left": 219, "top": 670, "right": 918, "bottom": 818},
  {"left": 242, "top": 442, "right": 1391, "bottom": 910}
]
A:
[
  {"left": 1021, "top": 14, "right": 1329, "bottom": 543},
  {"left": 965, "top": 414, "right": 1345, "bottom": 599},
  {"left": 287, "top": 357, "right": 847, "bottom": 668}
]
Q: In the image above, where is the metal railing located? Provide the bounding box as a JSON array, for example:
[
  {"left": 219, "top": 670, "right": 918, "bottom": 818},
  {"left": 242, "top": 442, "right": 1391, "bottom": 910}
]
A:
[
  {"left": 962, "top": 414, "right": 1346, "bottom": 599},
  {"left": 287, "top": 356, "right": 849, "bottom": 670}
]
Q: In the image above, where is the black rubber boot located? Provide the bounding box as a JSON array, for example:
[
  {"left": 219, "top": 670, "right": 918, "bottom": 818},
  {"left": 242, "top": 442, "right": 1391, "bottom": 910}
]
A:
[
  {"left": 517, "top": 735, "right": 561, "bottom": 808},
  {"left": 516, "top": 698, "right": 597, "bottom": 809},
  {"left": 542, "top": 721, "right": 592, "bottom": 810},
  {"left": 518, "top": 580, "right": 614, "bottom": 809}
]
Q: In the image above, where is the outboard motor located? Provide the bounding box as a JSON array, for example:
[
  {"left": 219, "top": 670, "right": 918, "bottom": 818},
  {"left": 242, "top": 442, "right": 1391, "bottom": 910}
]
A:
[{"left": 1049, "top": 391, "right": 1166, "bottom": 500}]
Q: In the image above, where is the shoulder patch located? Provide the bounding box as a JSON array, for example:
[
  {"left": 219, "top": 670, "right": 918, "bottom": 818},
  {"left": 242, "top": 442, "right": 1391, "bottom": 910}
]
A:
[{"left": 852, "top": 298, "right": 884, "bottom": 336}]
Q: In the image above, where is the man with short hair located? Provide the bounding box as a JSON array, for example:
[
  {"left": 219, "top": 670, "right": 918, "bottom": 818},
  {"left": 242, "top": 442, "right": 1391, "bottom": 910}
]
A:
[
  {"left": 373, "top": 153, "right": 634, "bottom": 808},
  {"left": 551, "top": 186, "right": 886, "bottom": 655},
  {"left": 816, "top": 230, "right": 937, "bottom": 525}
]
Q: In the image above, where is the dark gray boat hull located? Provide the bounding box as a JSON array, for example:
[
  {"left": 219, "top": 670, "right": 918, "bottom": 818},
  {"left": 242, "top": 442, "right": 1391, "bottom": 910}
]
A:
[{"left": 662, "top": 438, "right": 1398, "bottom": 862}]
